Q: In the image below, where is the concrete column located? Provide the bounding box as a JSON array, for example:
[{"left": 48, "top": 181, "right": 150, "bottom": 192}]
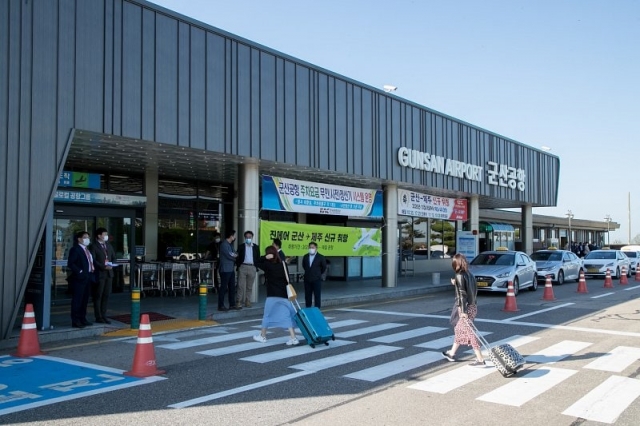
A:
[
  {"left": 382, "top": 184, "right": 398, "bottom": 288},
  {"left": 522, "top": 204, "right": 533, "bottom": 254},
  {"left": 144, "top": 168, "right": 159, "bottom": 261},
  {"left": 238, "top": 163, "right": 260, "bottom": 303},
  {"left": 470, "top": 195, "right": 480, "bottom": 256}
]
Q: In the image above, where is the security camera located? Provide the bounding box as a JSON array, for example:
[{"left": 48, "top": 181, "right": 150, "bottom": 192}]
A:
[{"left": 383, "top": 85, "right": 397, "bottom": 92}]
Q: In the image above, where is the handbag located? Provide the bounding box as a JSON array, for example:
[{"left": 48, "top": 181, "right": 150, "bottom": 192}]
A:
[
  {"left": 449, "top": 304, "right": 460, "bottom": 327},
  {"left": 283, "top": 261, "right": 297, "bottom": 301}
]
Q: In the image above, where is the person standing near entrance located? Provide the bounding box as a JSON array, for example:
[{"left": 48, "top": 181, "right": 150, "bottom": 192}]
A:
[
  {"left": 205, "top": 232, "right": 221, "bottom": 293},
  {"left": 67, "top": 231, "right": 96, "bottom": 328},
  {"left": 218, "top": 230, "right": 239, "bottom": 311},
  {"left": 89, "top": 227, "right": 116, "bottom": 324},
  {"left": 302, "top": 241, "right": 327, "bottom": 308},
  {"left": 235, "top": 230, "right": 260, "bottom": 308}
]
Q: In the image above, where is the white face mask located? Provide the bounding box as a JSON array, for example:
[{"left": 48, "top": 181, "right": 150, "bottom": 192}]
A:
[
  {"left": 245, "top": 238, "right": 252, "bottom": 244},
  {"left": 214, "top": 238, "right": 221, "bottom": 243},
  {"left": 102, "top": 235, "right": 109, "bottom": 242},
  {"left": 308, "top": 248, "right": 316, "bottom": 255},
  {"left": 82, "top": 238, "right": 90, "bottom": 246}
]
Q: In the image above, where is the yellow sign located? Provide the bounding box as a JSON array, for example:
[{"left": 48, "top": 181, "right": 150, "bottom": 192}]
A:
[{"left": 259, "top": 221, "right": 382, "bottom": 257}]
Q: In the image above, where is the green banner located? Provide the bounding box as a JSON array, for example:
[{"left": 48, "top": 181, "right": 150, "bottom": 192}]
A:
[{"left": 260, "top": 221, "right": 382, "bottom": 257}]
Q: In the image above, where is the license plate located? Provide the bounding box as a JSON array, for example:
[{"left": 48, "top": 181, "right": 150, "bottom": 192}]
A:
[
  {"left": 587, "top": 268, "right": 599, "bottom": 273},
  {"left": 477, "top": 281, "right": 488, "bottom": 287}
]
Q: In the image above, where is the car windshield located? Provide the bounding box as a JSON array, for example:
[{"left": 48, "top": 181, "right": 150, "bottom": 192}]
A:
[
  {"left": 623, "top": 252, "right": 638, "bottom": 258},
  {"left": 531, "top": 252, "right": 562, "bottom": 261},
  {"left": 585, "top": 251, "right": 615, "bottom": 260},
  {"left": 471, "top": 253, "right": 515, "bottom": 266}
]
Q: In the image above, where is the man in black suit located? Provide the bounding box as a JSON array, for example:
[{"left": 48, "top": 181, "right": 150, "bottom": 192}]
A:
[
  {"left": 302, "top": 241, "right": 327, "bottom": 308},
  {"left": 66, "top": 231, "right": 95, "bottom": 328},
  {"left": 235, "top": 230, "right": 260, "bottom": 308},
  {"left": 89, "top": 227, "right": 117, "bottom": 324}
]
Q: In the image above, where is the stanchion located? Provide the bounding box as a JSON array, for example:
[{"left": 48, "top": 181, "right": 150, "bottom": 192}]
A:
[
  {"left": 131, "top": 287, "right": 141, "bottom": 330},
  {"left": 620, "top": 267, "right": 628, "bottom": 285},
  {"left": 199, "top": 283, "right": 208, "bottom": 320}
]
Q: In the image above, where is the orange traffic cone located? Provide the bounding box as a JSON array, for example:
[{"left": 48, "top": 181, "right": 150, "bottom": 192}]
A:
[
  {"left": 124, "top": 314, "right": 165, "bottom": 377},
  {"left": 13, "top": 303, "right": 44, "bottom": 357},
  {"left": 577, "top": 270, "right": 589, "bottom": 293},
  {"left": 542, "top": 275, "right": 556, "bottom": 301},
  {"left": 636, "top": 268, "right": 640, "bottom": 282},
  {"left": 620, "top": 267, "right": 628, "bottom": 285},
  {"left": 502, "top": 281, "right": 519, "bottom": 312},
  {"left": 603, "top": 269, "right": 614, "bottom": 288}
]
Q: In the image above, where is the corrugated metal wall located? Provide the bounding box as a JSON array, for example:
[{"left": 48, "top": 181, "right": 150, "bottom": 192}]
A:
[{"left": 0, "top": 0, "right": 559, "bottom": 338}]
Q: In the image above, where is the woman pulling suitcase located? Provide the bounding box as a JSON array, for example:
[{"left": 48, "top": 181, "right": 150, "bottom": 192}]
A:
[{"left": 253, "top": 246, "right": 299, "bottom": 346}]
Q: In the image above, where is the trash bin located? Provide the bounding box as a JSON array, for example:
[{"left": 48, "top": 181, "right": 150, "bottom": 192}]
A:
[{"left": 432, "top": 272, "right": 441, "bottom": 285}]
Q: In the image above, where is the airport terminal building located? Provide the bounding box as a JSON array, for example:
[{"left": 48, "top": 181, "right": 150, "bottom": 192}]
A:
[{"left": 0, "top": 0, "right": 571, "bottom": 339}]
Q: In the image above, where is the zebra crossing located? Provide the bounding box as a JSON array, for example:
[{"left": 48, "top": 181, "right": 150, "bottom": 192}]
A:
[{"left": 146, "top": 313, "right": 640, "bottom": 422}]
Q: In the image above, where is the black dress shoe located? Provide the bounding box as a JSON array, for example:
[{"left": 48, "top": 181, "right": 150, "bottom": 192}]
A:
[
  {"left": 95, "top": 318, "right": 107, "bottom": 324},
  {"left": 232, "top": 305, "right": 242, "bottom": 310},
  {"left": 218, "top": 306, "right": 229, "bottom": 312},
  {"left": 103, "top": 319, "right": 111, "bottom": 324},
  {"left": 72, "top": 323, "right": 86, "bottom": 329},
  {"left": 82, "top": 320, "right": 93, "bottom": 326}
]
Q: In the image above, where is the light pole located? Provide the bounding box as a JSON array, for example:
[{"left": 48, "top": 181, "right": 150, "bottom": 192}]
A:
[
  {"left": 604, "top": 214, "right": 612, "bottom": 247},
  {"left": 566, "top": 210, "right": 574, "bottom": 250}
]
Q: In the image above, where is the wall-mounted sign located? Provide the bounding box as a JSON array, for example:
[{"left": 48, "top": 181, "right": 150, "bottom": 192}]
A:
[
  {"left": 486, "top": 161, "right": 526, "bottom": 191},
  {"left": 259, "top": 220, "right": 382, "bottom": 257},
  {"left": 58, "top": 171, "right": 101, "bottom": 189},
  {"left": 262, "top": 176, "right": 383, "bottom": 217},
  {"left": 456, "top": 231, "right": 478, "bottom": 259},
  {"left": 397, "top": 189, "right": 468, "bottom": 220},
  {"left": 54, "top": 191, "right": 146, "bottom": 206}
]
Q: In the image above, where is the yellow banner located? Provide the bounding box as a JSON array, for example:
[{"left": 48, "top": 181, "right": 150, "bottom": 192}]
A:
[{"left": 259, "top": 221, "right": 381, "bottom": 257}]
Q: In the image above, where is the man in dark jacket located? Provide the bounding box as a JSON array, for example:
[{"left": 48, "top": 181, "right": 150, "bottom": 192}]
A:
[
  {"left": 235, "top": 230, "right": 260, "bottom": 308},
  {"left": 302, "top": 241, "right": 327, "bottom": 308},
  {"left": 89, "top": 227, "right": 117, "bottom": 324},
  {"left": 66, "top": 231, "right": 95, "bottom": 328}
]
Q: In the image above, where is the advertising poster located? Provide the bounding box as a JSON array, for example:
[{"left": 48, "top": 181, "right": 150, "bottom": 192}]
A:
[
  {"left": 259, "top": 221, "right": 382, "bottom": 257},
  {"left": 456, "top": 231, "right": 478, "bottom": 260},
  {"left": 262, "top": 175, "right": 383, "bottom": 217},
  {"left": 397, "top": 189, "right": 468, "bottom": 220}
]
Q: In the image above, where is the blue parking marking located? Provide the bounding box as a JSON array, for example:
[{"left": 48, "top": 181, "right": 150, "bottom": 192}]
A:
[{"left": 0, "top": 355, "right": 165, "bottom": 416}]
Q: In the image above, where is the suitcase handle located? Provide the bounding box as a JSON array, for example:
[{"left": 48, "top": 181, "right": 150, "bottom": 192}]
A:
[{"left": 466, "top": 318, "right": 493, "bottom": 353}]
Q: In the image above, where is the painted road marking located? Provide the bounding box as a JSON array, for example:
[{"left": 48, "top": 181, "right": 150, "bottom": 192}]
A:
[
  {"left": 168, "top": 371, "right": 314, "bottom": 409},
  {"left": 504, "top": 303, "right": 575, "bottom": 322},
  {"left": 338, "top": 308, "right": 640, "bottom": 338},
  {"left": 0, "top": 355, "right": 164, "bottom": 416},
  {"left": 526, "top": 340, "right": 592, "bottom": 364},
  {"left": 465, "top": 335, "right": 539, "bottom": 356},
  {"left": 415, "top": 332, "right": 491, "bottom": 350},
  {"left": 369, "top": 326, "right": 446, "bottom": 344},
  {"left": 325, "top": 319, "right": 369, "bottom": 329},
  {"left": 157, "top": 330, "right": 257, "bottom": 350},
  {"left": 583, "top": 346, "right": 640, "bottom": 372},
  {"left": 290, "top": 345, "right": 401, "bottom": 372},
  {"left": 477, "top": 367, "right": 577, "bottom": 407},
  {"left": 591, "top": 292, "right": 614, "bottom": 299},
  {"left": 562, "top": 376, "right": 640, "bottom": 424},
  {"left": 197, "top": 335, "right": 304, "bottom": 356},
  {"left": 407, "top": 365, "right": 494, "bottom": 394},
  {"left": 344, "top": 351, "right": 443, "bottom": 382},
  {"left": 240, "top": 340, "right": 356, "bottom": 364},
  {"left": 334, "top": 323, "right": 406, "bottom": 339},
  {"left": 623, "top": 285, "right": 640, "bottom": 291}
]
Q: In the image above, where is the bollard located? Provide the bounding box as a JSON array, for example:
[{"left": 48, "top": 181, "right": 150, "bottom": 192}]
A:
[
  {"left": 199, "top": 283, "right": 208, "bottom": 320},
  {"left": 131, "top": 288, "right": 141, "bottom": 330}
]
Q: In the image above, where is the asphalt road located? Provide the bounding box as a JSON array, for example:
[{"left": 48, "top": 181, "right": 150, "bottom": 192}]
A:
[{"left": 2, "top": 278, "right": 640, "bottom": 426}]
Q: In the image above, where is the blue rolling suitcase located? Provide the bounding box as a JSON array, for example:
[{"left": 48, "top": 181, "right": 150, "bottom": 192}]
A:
[{"left": 291, "top": 299, "right": 335, "bottom": 348}]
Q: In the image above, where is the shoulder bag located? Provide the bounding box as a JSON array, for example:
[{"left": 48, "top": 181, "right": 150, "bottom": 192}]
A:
[{"left": 283, "top": 261, "right": 297, "bottom": 301}]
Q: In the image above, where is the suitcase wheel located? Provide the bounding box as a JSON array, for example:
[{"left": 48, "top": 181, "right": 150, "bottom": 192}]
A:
[
  {"left": 324, "top": 342, "right": 329, "bottom": 346},
  {"left": 310, "top": 344, "right": 315, "bottom": 349},
  {"left": 331, "top": 335, "right": 335, "bottom": 341}
]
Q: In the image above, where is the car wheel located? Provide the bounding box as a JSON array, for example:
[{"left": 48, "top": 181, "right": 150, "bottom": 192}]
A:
[
  {"left": 529, "top": 274, "right": 538, "bottom": 291},
  {"left": 557, "top": 270, "right": 565, "bottom": 285},
  {"left": 512, "top": 277, "right": 519, "bottom": 296},
  {"left": 615, "top": 267, "right": 620, "bottom": 279}
]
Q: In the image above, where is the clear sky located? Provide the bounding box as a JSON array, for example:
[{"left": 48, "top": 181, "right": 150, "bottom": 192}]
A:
[{"left": 149, "top": 0, "right": 639, "bottom": 244}]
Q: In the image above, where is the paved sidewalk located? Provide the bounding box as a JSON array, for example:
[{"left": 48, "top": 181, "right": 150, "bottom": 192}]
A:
[{"left": 1, "top": 272, "right": 452, "bottom": 350}]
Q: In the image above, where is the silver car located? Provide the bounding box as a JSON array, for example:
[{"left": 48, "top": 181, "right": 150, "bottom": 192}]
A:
[
  {"left": 621, "top": 250, "right": 640, "bottom": 273},
  {"left": 530, "top": 249, "right": 583, "bottom": 284},
  {"left": 583, "top": 250, "right": 631, "bottom": 278},
  {"left": 469, "top": 250, "right": 538, "bottom": 296}
]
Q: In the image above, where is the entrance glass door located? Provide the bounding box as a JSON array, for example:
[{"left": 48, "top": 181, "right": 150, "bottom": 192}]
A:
[{"left": 52, "top": 217, "right": 95, "bottom": 298}]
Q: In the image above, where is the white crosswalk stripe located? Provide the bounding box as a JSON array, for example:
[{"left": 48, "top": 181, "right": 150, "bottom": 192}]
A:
[
  {"left": 562, "top": 376, "right": 640, "bottom": 424},
  {"left": 241, "top": 340, "right": 356, "bottom": 364},
  {"left": 414, "top": 332, "right": 492, "bottom": 350},
  {"left": 368, "top": 326, "right": 446, "bottom": 343},
  {"left": 525, "top": 340, "right": 592, "bottom": 364},
  {"left": 157, "top": 330, "right": 257, "bottom": 350},
  {"left": 344, "top": 351, "right": 443, "bottom": 382},
  {"left": 407, "top": 364, "right": 495, "bottom": 394},
  {"left": 334, "top": 323, "right": 407, "bottom": 339},
  {"left": 477, "top": 367, "right": 577, "bottom": 406},
  {"left": 197, "top": 335, "right": 304, "bottom": 356},
  {"left": 583, "top": 346, "right": 640, "bottom": 372},
  {"left": 290, "top": 345, "right": 402, "bottom": 372},
  {"left": 466, "top": 335, "right": 539, "bottom": 355}
]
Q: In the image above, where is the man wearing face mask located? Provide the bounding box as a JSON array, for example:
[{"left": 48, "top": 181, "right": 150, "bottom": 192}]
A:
[
  {"left": 205, "top": 232, "right": 221, "bottom": 293},
  {"left": 302, "top": 241, "right": 328, "bottom": 308},
  {"left": 218, "top": 230, "right": 239, "bottom": 311},
  {"left": 235, "top": 230, "right": 260, "bottom": 308},
  {"left": 66, "top": 231, "right": 95, "bottom": 328},
  {"left": 89, "top": 227, "right": 117, "bottom": 324}
]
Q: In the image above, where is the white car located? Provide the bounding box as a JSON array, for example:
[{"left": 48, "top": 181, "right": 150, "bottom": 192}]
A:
[
  {"left": 582, "top": 250, "right": 631, "bottom": 278},
  {"left": 530, "top": 249, "right": 583, "bottom": 284},
  {"left": 621, "top": 250, "right": 639, "bottom": 273}
]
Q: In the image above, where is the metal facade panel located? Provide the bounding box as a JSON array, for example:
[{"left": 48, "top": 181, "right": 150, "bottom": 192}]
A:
[
  {"left": 205, "top": 31, "right": 225, "bottom": 153},
  {"left": 155, "top": 13, "right": 178, "bottom": 144}
]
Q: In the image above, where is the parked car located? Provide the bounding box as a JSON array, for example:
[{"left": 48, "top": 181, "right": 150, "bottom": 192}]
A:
[
  {"left": 582, "top": 250, "right": 631, "bottom": 278},
  {"left": 469, "top": 249, "right": 538, "bottom": 295},
  {"left": 530, "top": 249, "right": 583, "bottom": 284},
  {"left": 620, "top": 250, "right": 639, "bottom": 274}
]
